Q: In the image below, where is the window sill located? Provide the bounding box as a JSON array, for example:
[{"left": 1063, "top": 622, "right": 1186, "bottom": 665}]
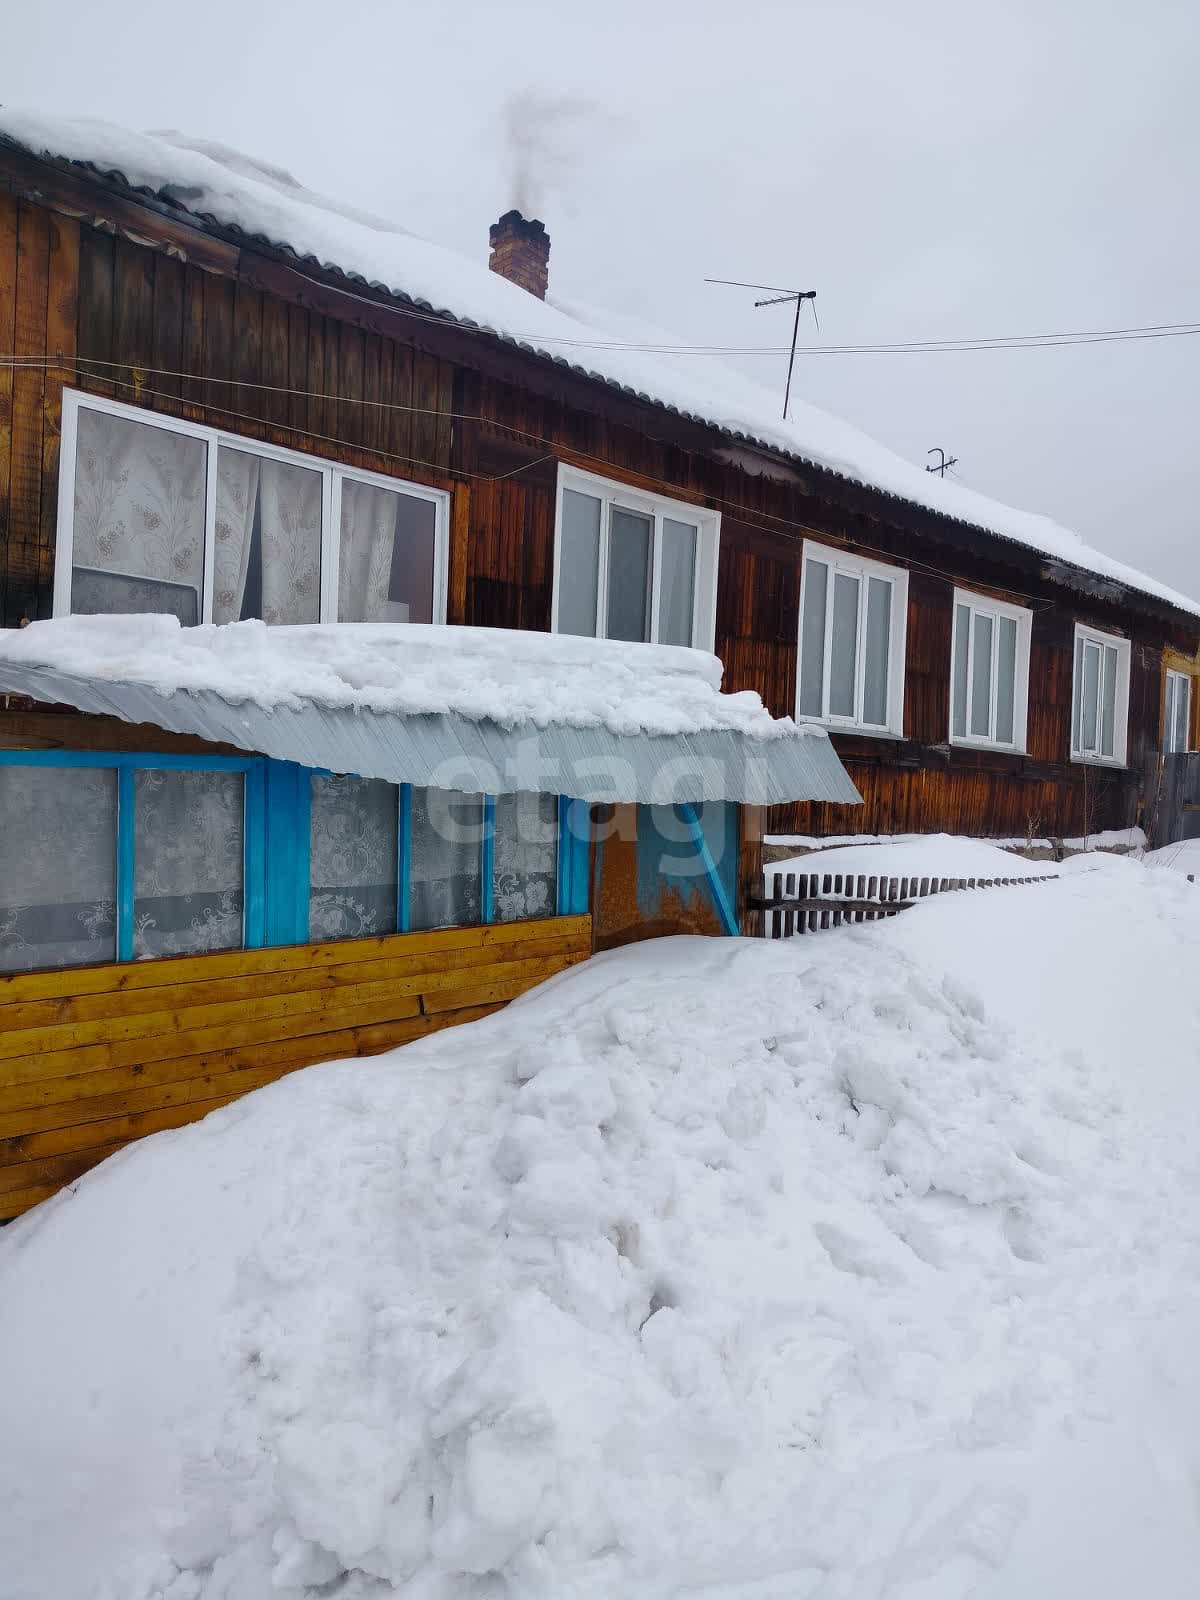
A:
[
  {"left": 802, "top": 721, "right": 906, "bottom": 742},
  {"left": 1070, "top": 753, "right": 1128, "bottom": 770},
  {"left": 949, "top": 736, "right": 1027, "bottom": 756}
]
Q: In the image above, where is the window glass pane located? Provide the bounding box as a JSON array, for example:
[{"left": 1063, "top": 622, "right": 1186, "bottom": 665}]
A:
[
  {"left": 606, "top": 507, "right": 652, "bottom": 642},
  {"left": 1072, "top": 639, "right": 1084, "bottom": 753},
  {"left": 862, "top": 576, "right": 892, "bottom": 726},
  {"left": 996, "top": 615, "right": 1018, "bottom": 744},
  {"left": 409, "top": 788, "right": 482, "bottom": 931},
  {"left": 1175, "top": 678, "right": 1190, "bottom": 752},
  {"left": 133, "top": 770, "right": 244, "bottom": 958},
  {"left": 658, "top": 518, "right": 698, "bottom": 647},
  {"left": 0, "top": 767, "right": 116, "bottom": 972},
  {"left": 970, "top": 612, "right": 994, "bottom": 738},
  {"left": 798, "top": 560, "right": 828, "bottom": 717},
  {"left": 339, "top": 480, "right": 437, "bottom": 624},
  {"left": 214, "top": 448, "right": 322, "bottom": 625},
  {"left": 71, "top": 407, "right": 205, "bottom": 624},
  {"left": 1081, "top": 642, "right": 1100, "bottom": 751},
  {"left": 558, "top": 489, "right": 602, "bottom": 637},
  {"left": 1100, "top": 646, "right": 1118, "bottom": 758},
  {"left": 309, "top": 776, "right": 398, "bottom": 942},
  {"left": 829, "top": 571, "right": 860, "bottom": 718},
  {"left": 493, "top": 792, "right": 558, "bottom": 923},
  {"left": 952, "top": 604, "right": 970, "bottom": 738}
]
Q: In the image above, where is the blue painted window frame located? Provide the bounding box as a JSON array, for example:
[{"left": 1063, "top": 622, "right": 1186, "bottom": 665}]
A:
[{"left": 0, "top": 750, "right": 592, "bottom": 969}]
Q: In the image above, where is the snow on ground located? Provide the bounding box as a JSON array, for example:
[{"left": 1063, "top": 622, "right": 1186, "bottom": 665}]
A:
[
  {"left": 0, "top": 616, "right": 796, "bottom": 740},
  {"left": 1144, "top": 839, "right": 1200, "bottom": 878},
  {"left": 4, "top": 861, "right": 1200, "bottom": 1599},
  {"left": 1, "top": 109, "right": 1197, "bottom": 619},
  {"left": 764, "top": 827, "right": 1148, "bottom": 855},
  {"left": 765, "top": 832, "right": 1060, "bottom": 890}
]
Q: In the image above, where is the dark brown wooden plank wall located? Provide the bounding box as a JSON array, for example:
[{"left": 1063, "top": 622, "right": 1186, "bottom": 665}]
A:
[{"left": 0, "top": 177, "right": 1188, "bottom": 842}]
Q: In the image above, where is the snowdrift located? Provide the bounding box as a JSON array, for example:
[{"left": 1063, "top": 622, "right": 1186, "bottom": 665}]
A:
[{"left": 4, "top": 857, "right": 1200, "bottom": 1598}]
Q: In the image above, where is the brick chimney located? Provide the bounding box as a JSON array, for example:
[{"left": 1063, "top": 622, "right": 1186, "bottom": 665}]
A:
[{"left": 488, "top": 209, "right": 550, "bottom": 300}]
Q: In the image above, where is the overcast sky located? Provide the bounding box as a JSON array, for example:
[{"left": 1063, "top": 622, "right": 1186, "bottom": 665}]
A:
[{"left": 7, "top": 0, "right": 1199, "bottom": 592}]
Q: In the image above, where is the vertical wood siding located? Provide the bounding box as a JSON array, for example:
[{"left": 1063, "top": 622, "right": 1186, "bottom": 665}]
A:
[{"left": 0, "top": 184, "right": 1191, "bottom": 842}]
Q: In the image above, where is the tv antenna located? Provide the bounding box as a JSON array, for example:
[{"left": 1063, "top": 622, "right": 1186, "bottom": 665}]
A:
[
  {"left": 704, "top": 278, "right": 818, "bottom": 420},
  {"left": 925, "top": 447, "right": 959, "bottom": 478}
]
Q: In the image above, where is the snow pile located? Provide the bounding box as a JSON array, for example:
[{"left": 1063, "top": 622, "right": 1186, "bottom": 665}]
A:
[
  {"left": 5, "top": 861, "right": 1200, "bottom": 1597},
  {"left": 1144, "top": 839, "right": 1200, "bottom": 877},
  {"left": 765, "top": 825, "right": 1148, "bottom": 854},
  {"left": 1, "top": 109, "right": 1197, "bottom": 618},
  {"left": 0, "top": 614, "right": 800, "bottom": 740},
  {"left": 766, "top": 832, "right": 1060, "bottom": 888}
]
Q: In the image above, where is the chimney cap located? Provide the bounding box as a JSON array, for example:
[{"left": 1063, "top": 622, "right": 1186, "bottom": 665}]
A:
[{"left": 490, "top": 209, "right": 548, "bottom": 242}]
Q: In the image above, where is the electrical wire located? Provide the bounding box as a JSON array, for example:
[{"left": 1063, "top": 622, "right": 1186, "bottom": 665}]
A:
[{"left": 0, "top": 352, "right": 1144, "bottom": 612}]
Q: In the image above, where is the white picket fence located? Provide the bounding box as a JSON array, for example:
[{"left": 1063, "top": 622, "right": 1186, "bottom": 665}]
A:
[{"left": 756, "top": 864, "right": 1057, "bottom": 938}]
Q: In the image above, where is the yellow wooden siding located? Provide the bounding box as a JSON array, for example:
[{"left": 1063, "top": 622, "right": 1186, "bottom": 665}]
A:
[{"left": 0, "top": 914, "right": 591, "bottom": 1218}]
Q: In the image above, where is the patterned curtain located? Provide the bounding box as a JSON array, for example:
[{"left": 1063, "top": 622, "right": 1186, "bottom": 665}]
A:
[
  {"left": 259, "top": 459, "right": 322, "bottom": 624},
  {"left": 214, "top": 448, "right": 260, "bottom": 624},
  {"left": 309, "top": 776, "right": 399, "bottom": 940},
  {"left": 409, "top": 788, "right": 482, "bottom": 931},
  {"left": 71, "top": 408, "right": 206, "bottom": 623},
  {"left": 338, "top": 480, "right": 398, "bottom": 622},
  {"left": 132, "top": 770, "right": 245, "bottom": 958},
  {"left": 493, "top": 792, "right": 558, "bottom": 922},
  {"left": 0, "top": 767, "right": 117, "bottom": 972}
]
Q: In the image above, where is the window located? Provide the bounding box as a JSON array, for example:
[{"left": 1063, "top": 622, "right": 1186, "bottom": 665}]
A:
[
  {"left": 0, "top": 753, "right": 584, "bottom": 974},
  {"left": 949, "top": 589, "right": 1032, "bottom": 751},
  {"left": 796, "top": 540, "right": 908, "bottom": 734},
  {"left": 1164, "top": 670, "right": 1192, "bottom": 754},
  {"left": 0, "top": 754, "right": 255, "bottom": 974},
  {"left": 55, "top": 390, "right": 449, "bottom": 626},
  {"left": 552, "top": 465, "right": 720, "bottom": 650},
  {"left": 1071, "top": 624, "right": 1131, "bottom": 765}
]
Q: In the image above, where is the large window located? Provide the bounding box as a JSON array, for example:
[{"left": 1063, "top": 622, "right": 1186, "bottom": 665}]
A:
[
  {"left": 1164, "top": 670, "right": 1192, "bottom": 754},
  {"left": 796, "top": 540, "right": 908, "bottom": 734},
  {"left": 552, "top": 466, "right": 719, "bottom": 650},
  {"left": 1071, "top": 624, "right": 1131, "bottom": 765},
  {"left": 0, "top": 753, "right": 582, "bottom": 974},
  {"left": 949, "top": 589, "right": 1032, "bottom": 751},
  {"left": 56, "top": 390, "right": 449, "bottom": 627}
]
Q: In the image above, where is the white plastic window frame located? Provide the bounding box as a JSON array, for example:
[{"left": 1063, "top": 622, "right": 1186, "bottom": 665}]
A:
[
  {"left": 550, "top": 463, "right": 720, "bottom": 651},
  {"left": 796, "top": 538, "right": 908, "bottom": 736},
  {"left": 949, "top": 587, "right": 1032, "bottom": 753},
  {"left": 1070, "top": 622, "right": 1131, "bottom": 767},
  {"left": 53, "top": 388, "right": 450, "bottom": 625},
  {"left": 1164, "top": 668, "right": 1192, "bottom": 754}
]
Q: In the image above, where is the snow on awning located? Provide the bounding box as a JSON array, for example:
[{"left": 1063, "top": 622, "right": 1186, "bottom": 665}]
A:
[{"left": 0, "top": 618, "right": 862, "bottom": 808}]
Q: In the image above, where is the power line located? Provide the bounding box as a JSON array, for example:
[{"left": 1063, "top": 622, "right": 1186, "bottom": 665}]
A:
[{"left": 0, "top": 352, "right": 1080, "bottom": 613}]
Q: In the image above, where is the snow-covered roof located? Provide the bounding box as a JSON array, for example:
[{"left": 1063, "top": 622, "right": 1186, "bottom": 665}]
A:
[
  {"left": 0, "top": 617, "right": 862, "bottom": 806},
  {"left": 2, "top": 109, "right": 1196, "bottom": 620}
]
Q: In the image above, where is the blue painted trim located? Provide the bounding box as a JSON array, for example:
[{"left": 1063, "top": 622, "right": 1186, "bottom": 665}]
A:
[
  {"left": 0, "top": 750, "right": 257, "bottom": 770},
  {"left": 677, "top": 801, "right": 740, "bottom": 937},
  {"left": 556, "top": 796, "right": 569, "bottom": 917},
  {"left": 115, "top": 766, "right": 135, "bottom": 961},
  {"left": 243, "top": 762, "right": 266, "bottom": 949},
  {"left": 566, "top": 799, "right": 591, "bottom": 916},
  {"left": 481, "top": 794, "right": 495, "bottom": 925},
  {"left": 264, "top": 761, "right": 311, "bottom": 947},
  {"left": 397, "top": 783, "right": 412, "bottom": 933}
]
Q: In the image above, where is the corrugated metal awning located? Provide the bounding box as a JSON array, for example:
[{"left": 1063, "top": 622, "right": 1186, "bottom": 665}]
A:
[{"left": 0, "top": 662, "right": 862, "bottom": 808}]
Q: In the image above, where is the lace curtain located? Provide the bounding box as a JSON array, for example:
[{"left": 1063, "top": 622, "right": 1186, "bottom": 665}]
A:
[
  {"left": 493, "top": 792, "right": 557, "bottom": 923},
  {"left": 309, "top": 776, "right": 399, "bottom": 941},
  {"left": 214, "top": 447, "right": 322, "bottom": 624},
  {"left": 133, "top": 770, "right": 244, "bottom": 958},
  {"left": 0, "top": 767, "right": 117, "bottom": 972},
  {"left": 409, "top": 788, "right": 482, "bottom": 931},
  {"left": 338, "top": 480, "right": 437, "bottom": 624},
  {"left": 71, "top": 408, "right": 206, "bottom": 624}
]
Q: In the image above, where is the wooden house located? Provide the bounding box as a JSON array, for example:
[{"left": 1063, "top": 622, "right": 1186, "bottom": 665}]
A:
[{"left": 0, "top": 110, "right": 1196, "bottom": 1212}]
